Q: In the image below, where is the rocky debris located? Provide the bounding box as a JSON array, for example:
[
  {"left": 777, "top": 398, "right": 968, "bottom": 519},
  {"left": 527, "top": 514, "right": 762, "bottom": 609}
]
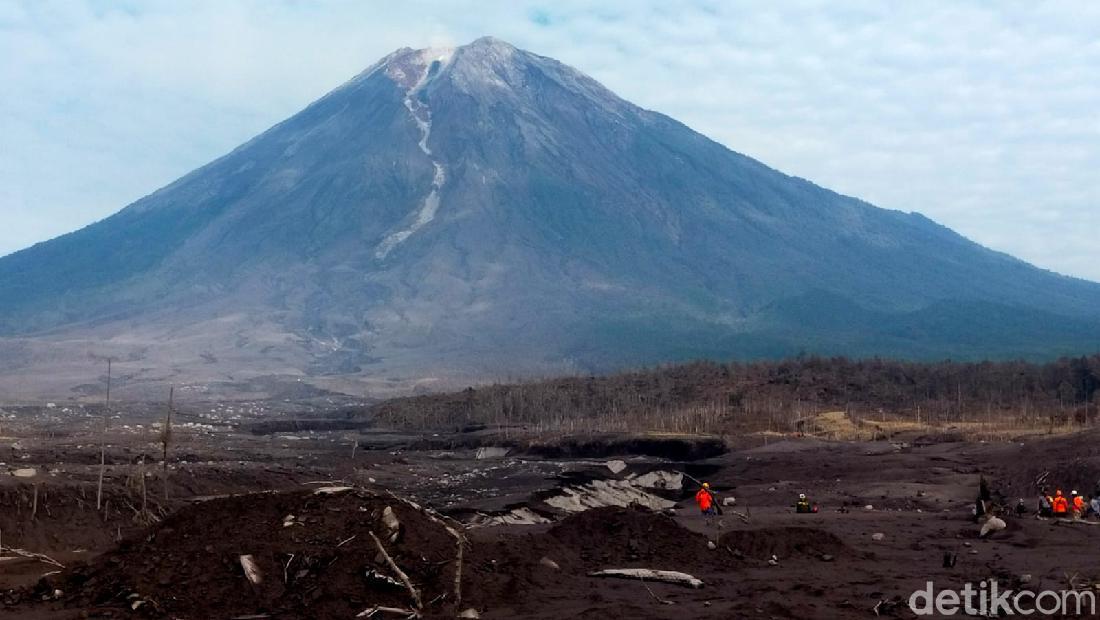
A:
[
  {"left": 871, "top": 533, "right": 886, "bottom": 542},
  {"left": 11, "top": 468, "right": 37, "bottom": 478},
  {"left": 468, "top": 507, "right": 551, "bottom": 527},
  {"left": 629, "top": 470, "right": 684, "bottom": 491},
  {"left": 538, "top": 557, "right": 560, "bottom": 570},
  {"left": 722, "top": 497, "right": 737, "bottom": 507},
  {"left": 543, "top": 479, "right": 675, "bottom": 513}
]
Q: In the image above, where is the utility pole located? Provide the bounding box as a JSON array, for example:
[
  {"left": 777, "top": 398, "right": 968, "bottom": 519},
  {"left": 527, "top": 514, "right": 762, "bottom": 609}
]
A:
[
  {"left": 96, "top": 358, "right": 111, "bottom": 511},
  {"left": 162, "top": 386, "right": 173, "bottom": 502}
]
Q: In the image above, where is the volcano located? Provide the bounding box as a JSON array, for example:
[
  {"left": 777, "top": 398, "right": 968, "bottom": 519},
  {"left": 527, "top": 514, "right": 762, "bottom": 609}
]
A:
[{"left": 2, "top": 37, "right": 1099, "bottom": 399}]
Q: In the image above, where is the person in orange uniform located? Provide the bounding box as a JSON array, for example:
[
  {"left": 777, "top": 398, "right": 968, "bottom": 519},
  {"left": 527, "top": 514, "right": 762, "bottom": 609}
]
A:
[
  {"left": 1051, "top": 489, "right": 1069, "bottom": 517},
  {"left": 695, "top": 482, "right": 716, "bottom": 515},
  {"left": 1071, "top": 490, "right": 1086, "bottom": 518}
]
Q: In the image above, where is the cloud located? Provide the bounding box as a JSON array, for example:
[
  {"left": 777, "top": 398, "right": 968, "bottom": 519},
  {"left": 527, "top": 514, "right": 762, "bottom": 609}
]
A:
[{"left": 1, "top": 0, "right": 1098, "bottom": 282}]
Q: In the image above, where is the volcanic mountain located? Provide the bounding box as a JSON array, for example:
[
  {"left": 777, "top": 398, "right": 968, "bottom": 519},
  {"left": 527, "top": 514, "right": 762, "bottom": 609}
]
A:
[{"left": 2, "top": 37, "right": 1099, "bottom": 399}]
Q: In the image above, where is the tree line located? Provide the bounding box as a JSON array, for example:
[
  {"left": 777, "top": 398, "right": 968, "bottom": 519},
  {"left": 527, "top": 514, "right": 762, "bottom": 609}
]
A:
[{"left": 365, "top": 354, "right": 1100, "bottom": 434}]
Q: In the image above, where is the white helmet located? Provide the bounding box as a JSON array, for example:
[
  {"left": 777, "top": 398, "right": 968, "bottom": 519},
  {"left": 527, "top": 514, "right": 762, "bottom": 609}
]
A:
[{"left": 799, "top": 493, "right": 806, "bottom": 500}]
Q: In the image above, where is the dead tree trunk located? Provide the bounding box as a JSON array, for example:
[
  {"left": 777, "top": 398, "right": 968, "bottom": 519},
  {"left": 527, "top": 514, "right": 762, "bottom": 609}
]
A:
[
  {"left": 96, "top": 358, "right": 111, "bottom": 511},
  {"left": 161, "top": 386, "right": 174, "bottom": 503}
]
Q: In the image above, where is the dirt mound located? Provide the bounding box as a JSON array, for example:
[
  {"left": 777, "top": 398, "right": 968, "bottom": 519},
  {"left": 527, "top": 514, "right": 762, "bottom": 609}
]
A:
[
  {"left": 985, "top": 429, "right": 1100, "bottom": 500},
  {"left": 463, "top": 505, "right": 726, "bottom": 614},
  {"left": 546, "top": 506, "right": 712, "bottom": 565},
  {"left": 6, "top": 488, "right": 463, "bottom": 618},
  {"left": 719, "top": 526, "right": 852, "bottom": 561}
]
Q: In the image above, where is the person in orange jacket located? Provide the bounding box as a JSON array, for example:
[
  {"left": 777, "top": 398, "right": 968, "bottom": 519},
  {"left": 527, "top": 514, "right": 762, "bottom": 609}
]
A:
[
  {"left": 695, "top": 482, "right": 716, "bottom": 515},
  {"left": 1071, "top": 490, "right": 1085, "bottom": 518},
  {"left": 1051, "top": 489, "right": 1069, "bottom": 517}
]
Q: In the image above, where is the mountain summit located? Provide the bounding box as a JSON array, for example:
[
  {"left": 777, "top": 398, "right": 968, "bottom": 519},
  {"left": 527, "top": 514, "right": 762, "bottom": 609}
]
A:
[{"left": 2, "top": 37, "right": 1099, "bottom": 398}]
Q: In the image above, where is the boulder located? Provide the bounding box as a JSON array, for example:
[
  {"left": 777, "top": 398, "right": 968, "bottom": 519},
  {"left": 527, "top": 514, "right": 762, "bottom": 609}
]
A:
[{"left": 980, "top": 516, "right": 1006, "bottom": 538}]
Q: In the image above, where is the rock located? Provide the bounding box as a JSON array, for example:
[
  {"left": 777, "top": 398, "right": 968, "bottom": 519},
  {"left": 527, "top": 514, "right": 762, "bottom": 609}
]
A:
[
  {"left": 722, "top": 497, "right": 737, "bottom": 507},
  {"left": 706, "top": 541, "right": 716, "bottom": 550},
  {"left": 821, "top": 554, "right": 835, "bottom": 562},
  {"left": 12, "top": 468, "right": 37, "bottom": 478},
  {"left": 767, "top": 555, "right": 779, "bottom": 566},
  {"left": 459, "top": 609, "right": 480, "bottom": 619},
  {"left": 475, "top": 447, "right": 509, "bottom": 460},
  {"left": 1020, "top": 574, "right": 1032, "bottom": 584},
  {"left": 381, "top": 506, "right": 401, "bottom": 542},
  {"left": 863, "top": 504, "right": 874, "bottom": 511},
  {"left": 605, "top": 460, "right": 627, "bottom": 474},
  {"left": 539, "top": 557, "right": 560, "bottom": 570},
  {"left": 980, "top": 516, "right": 1006, "bottom": 538},
  {"left": 871, "top": 533, "right": 886, "bottom": 541},
  {"left": 631, "top": 470, "right": 683, "bottom": 490}
]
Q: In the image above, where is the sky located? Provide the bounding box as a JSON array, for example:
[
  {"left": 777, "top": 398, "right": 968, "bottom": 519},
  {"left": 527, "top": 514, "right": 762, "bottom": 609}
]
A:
[{"left": 2, "top": 1, "right": 1098, "bottom": 281}]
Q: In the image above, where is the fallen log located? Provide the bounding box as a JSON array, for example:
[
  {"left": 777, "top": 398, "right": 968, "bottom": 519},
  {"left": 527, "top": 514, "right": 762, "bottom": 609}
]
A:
[
  {"left": 368, "top": 531, "right": 422, "bottom": 609},
  {"left": 589, "top": 568, "right": 704, "bottom": 588},
  {"left": 355, "top": 606, "right": 420, "bottom": 618},
  {"left": 0, "top": 546, "right": 64, "bottom": 569},
  {"left": 383, "top": 489, "right": 467, "bottom": 606},
  {"left": 1055, "top": 518, "right": 1100, "bottom": 526}
]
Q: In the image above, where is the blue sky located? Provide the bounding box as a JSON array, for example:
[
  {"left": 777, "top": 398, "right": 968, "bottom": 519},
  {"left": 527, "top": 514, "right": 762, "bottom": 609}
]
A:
[{"left": 2, "top": 1, "right": 1098, "bottom": 281}]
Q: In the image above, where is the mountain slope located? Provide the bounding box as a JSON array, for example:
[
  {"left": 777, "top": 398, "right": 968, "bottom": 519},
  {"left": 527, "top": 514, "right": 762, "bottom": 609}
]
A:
[{"left": 2, "top": 37, "right": 1099, "bottom": 399}]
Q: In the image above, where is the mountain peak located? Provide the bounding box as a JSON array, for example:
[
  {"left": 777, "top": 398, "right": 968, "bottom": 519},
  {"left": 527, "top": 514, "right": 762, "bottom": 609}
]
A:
[
  {"left": 3, "top": 40, "right": 1100, "bottom": 400},
  {"left": 463, "top": 35, "right": 518, "bottom": 52}
]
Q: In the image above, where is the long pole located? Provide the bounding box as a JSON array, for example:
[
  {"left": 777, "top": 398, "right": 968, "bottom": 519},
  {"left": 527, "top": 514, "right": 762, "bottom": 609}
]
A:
[
  {"left": 162, "top": 386, "right": 173, "bottom": 502},
  {"left": 96, "top": 359, "right": 111, "bottom": 510}
]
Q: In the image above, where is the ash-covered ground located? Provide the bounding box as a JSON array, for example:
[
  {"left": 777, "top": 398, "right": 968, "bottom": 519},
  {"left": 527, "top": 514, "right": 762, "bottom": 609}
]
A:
[{"left": 1, "top": 402, "right": 1099, "bottom": 618}]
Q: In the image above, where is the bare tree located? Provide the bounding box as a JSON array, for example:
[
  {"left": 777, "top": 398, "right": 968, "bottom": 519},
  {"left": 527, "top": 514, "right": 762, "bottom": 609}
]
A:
[
  {"left": 96, "top": 358, "right": 111, "bottom": 511},
  {"left": 161, "top": 386, "right": 174, "bottom": 502}
]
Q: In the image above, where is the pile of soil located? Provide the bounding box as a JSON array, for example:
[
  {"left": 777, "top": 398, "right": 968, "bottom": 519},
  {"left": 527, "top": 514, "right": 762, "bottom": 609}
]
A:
[
  {"left": 463, "top": 505, "right": 727, "bottom": 612},
  {"left": 545, "top": 505, "right": 716, "bottom": 566},
  {"left": 719, "top": 526, "right": 852, "bottom": 561},
  {"left": 5, "top": 488, "right": 462, "bottom": 618}
]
